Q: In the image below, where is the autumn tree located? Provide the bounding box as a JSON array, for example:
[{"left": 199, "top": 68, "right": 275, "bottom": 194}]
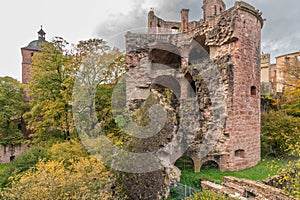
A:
[
  {"left": 0, "top": 76, "right": 29, "bottom": 144},
  {"left": 261, "top": 111, "right": 300, "bottom": 157},
  {"left": 72, "top": 39, "right": 125, "bottom": 142},
  {"left": 281, "top": 56, "right": 300, "bottom": 116},
  {"left": 26, "top": 37, "right": 75, "bottom": 142},
  {"left": 26, "top": 37, "right": 125, "bottom": 143}
]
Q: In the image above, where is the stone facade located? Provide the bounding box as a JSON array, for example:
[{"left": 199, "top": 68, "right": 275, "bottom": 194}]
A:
[
  {"left": 260, "top": 54, "right": 272, "bottom": 95},
  {"left": 21, "top": 48, "right": 39, "bottom": 85},
  {"left": 260, "top": 51, "right": 300, "bottom": 95},
  {"left": 0, "top": 144, "right": 30, "bottom": 164},
  {"left": 126, "top": 0, "right": 263, "bottom": 176}
]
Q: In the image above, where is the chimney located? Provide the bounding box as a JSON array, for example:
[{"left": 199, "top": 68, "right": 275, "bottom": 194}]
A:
[{"left": 181, "top": 9, "right": 189, "bottom": 33}]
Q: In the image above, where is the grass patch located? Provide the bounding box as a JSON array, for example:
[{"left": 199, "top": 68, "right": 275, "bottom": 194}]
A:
[
  {"left": 178, "top": 157, "right": 287, "bottom": 189},
  {"left": 0, "top": 164, "right": 7, "bottom": 171}
]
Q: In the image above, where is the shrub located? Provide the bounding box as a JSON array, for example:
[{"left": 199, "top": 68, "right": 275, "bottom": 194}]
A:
[
  {"left": 0, "top": 146, "right": 48, "bottom": 187},
  {"left": 0, "top": 157, "right": 112, "bottom": 200},
  {"left": 261, "top": 111, "right": 300, "bottom": 157},
  {"left": 185, "top": 190, "right": 229, "bottom": 200}
]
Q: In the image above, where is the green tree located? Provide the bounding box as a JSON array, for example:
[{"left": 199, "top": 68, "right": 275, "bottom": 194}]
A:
[
  {"left": 261, "top": 111, "right": 300, "bottom": 157},
  {"left": 0, "top": 76, "right": 29, "bottom": 144},
  {"left": 26, "top": 37, "right": 75, "bottom": 143},
  {"left": 26, "top": 37, "right": 125, "bottom": 144},
  {"left": 262, "top": 111, "right": 300, "bottom": 197}
]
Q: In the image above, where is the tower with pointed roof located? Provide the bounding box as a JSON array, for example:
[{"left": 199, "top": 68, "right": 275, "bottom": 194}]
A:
[{"left": 21, "top": 26, "right": 46, "bottom": 85}]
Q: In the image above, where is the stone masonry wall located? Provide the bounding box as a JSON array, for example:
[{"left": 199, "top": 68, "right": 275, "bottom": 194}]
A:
[
  {"left": 0, "top": 144, "right": 29, "bottom": 164},
  {"left": 127, "top": 1, "right": 263, "bottom": 174},
  {"left": 223, "top": 3, "right": 262, "bottom": 171},
  {"left": 201, "top": 176, "right": 297, "bottom": 200},
  {"left": 21, "top": 49, "right": 38, "bottom": 84},
  {"left": 125, "top": 1, "right": 264, "bottom": 198}
]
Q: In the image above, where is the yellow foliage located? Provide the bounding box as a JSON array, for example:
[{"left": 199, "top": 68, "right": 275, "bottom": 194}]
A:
[{"left": 0, "top": 157, "right": 112, "bottom": 200}]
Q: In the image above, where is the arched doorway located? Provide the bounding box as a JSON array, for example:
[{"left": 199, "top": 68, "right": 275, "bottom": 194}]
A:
[
  {"left": 188, "top": 36, "right": 210, "bottom": 65},
  {"left": 201, "top": 160, "right": 219, "bottom": 172},
  {"left": 175, "top": 156, "right": 194, "bottom": 171},
  {"left": 150, "top": 75, "right": 181, "bottom": 108},
  {"left": 149, "top": 44, "right": 181, "bottom": 69},
  {"left": 184, "top": 72, "right": 197, "bottom": 98}
]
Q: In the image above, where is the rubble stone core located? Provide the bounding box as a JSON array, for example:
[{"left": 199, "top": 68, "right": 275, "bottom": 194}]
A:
[{"left": 126, "top": 0, "right": 263, "bottom": 174}]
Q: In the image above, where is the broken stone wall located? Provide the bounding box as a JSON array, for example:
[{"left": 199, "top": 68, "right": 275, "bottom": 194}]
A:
[{"left": 0, "top": 143, "right": 29, "bottom": 164}]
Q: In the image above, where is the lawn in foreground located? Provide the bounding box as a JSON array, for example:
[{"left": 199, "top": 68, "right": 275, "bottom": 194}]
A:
[{"left": 178, "top": 157, "right": 287, "bottom": 189}]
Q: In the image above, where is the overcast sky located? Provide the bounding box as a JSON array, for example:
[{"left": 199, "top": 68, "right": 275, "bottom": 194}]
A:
[{"left": 0, "top": 0, "right": 299, "bottom": 81}]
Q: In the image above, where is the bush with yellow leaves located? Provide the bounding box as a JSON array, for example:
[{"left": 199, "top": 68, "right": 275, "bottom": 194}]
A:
[{"left": 0, "top": 156, "right": 112, "bottom": 200}]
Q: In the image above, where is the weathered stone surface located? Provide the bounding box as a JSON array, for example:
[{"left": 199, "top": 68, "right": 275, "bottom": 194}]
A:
[
  {"left": 0, "top": 144, "right": 30, "bottom": 163},
  {"left": 125, "top": 0, "right": 263, "bottom": 198},
  {"left": 201, "top": 176, "right": 298, "bottom": 200}
]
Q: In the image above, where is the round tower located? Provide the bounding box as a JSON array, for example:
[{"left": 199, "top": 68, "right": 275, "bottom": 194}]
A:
[
  {"left": 202, "top": 0, "right": 226, "bottom": 21},
  {"left": 21, "top": 26, "right": 46, "bottom": 85}
]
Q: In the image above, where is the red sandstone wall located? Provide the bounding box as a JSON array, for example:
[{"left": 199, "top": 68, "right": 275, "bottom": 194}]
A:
[
  {"left": 21, "top": 49, "right": 38, "bottom": 84},
  {"left": 223, "top": 8, "right": 262, "bottom": 171},
  {"left": 202, "top": 0, "right": 226, "bottom": 20}
]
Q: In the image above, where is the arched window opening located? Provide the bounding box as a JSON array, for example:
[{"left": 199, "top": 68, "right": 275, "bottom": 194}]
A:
[
  {"left": 150, "top": 75, "right": 181, "bottom": 108},
  {"left": 185, "top": 73, "right": 197, "bottom": 97},
  {"left": 251, "top": 86, "right": 256, "bottom": 96},
  {"left": 150, "top": 47, "right": 181, "bottom": 69},
  {"left": 201, "top": 160, "right": 219, "bottom": 171},
  {"left": 175, "top": 156, "right": 194, "bottom": 171},
  {"left": 189, "top": 36, "right": 210, "bottom": 65},
  {"left": 235, "top": 149, "right": 245, "bottom": 158}
]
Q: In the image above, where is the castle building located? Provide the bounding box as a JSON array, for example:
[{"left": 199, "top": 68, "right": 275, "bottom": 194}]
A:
[
  {"left": 126, "top": 0, "right": 263, "bottom": 172},
  {"left": 261, "top": 51, "right": 300, "bottom": 95},
  {"left": 21, "top": 27, "right": 46, "bottom": 85}
]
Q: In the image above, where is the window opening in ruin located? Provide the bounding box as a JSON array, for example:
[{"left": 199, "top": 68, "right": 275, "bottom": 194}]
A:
[
  {"left": 201, "top": 160, "right": 219, "bottom": 171},
  {"left": 214, "top": 5, "right": 217, "bottom": 16},
  {"left": 171, "top": 27, "right": 179, "bottom": 34},
  {"left": 10, "top": 155, "right": 15, "bottom": 162},
  {"left": 251, "top": 86, "right": 256, "bottom": 96},
  {"left": 150, "top": 47, "right": 181, "bottom": 69},
  {"left": 188, "top": 47, "right": 209, "bottom": 65},
  {"left": 175, "top": 156, "right": 194, "bottom": 171},
  {"left": 244, "top": 190, "right": 256, "bottom": 198},
  {"left": 185, "top": 73, "right": 197, "bottom": 97},
  {"left": 31, "top": 52, "right": 34, "bottom": 57},
  {"left": 150, "top": 75, "right": 181, "bottom": 108},
  {"left": 235, "top": 149, "right": 245, "bottom": 158},
  {"left": 18, "top": 123, "right": 22, "bottom": 131}
]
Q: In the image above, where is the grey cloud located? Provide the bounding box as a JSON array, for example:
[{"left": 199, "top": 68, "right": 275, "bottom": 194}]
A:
[{"left": 97, "top": 0, "right": 300, "bottom": 61}]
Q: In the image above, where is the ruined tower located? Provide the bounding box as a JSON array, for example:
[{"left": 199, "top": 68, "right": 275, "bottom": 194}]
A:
[
  {"left": 126, "top": 0, "right": 263, "bottom": 176},
  {"left": 202, "top": 0, "right": 226, "bottom": 20},
  {"left": 21, "top": 26, "right": 46, "bottom": 84}
]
